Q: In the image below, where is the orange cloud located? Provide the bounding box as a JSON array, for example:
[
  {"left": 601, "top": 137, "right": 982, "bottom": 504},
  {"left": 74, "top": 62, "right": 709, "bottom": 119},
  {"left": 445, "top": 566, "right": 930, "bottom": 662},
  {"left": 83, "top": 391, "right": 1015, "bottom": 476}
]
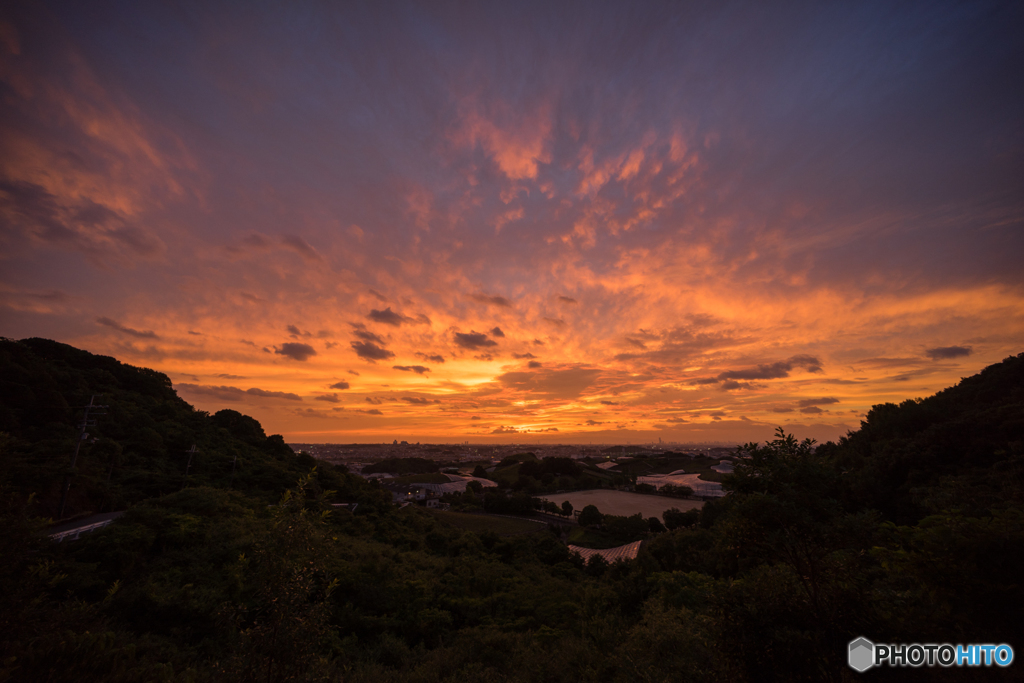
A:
[{"left": 450, "top": 97, "right": 553, "bottom": 181}]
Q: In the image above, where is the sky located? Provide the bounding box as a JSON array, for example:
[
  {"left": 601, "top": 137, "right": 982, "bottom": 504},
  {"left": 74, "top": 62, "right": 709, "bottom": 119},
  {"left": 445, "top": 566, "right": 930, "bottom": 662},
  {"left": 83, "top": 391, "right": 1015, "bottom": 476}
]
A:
[{"left": 1, "top": 1, "right": 1022, "bottom": 444}]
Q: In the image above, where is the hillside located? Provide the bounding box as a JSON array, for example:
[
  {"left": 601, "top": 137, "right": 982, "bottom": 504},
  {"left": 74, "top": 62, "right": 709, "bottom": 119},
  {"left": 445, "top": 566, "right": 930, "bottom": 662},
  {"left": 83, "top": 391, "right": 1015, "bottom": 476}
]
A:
[
  {"left": 822, "top": 352, "right": 1024, "bottom": 522},
  {"left": 0, "top": 341, "right": 1020, "bottom": 682},
  {"left": 0, "top": 337, "right": 355, "bottom": 519}
]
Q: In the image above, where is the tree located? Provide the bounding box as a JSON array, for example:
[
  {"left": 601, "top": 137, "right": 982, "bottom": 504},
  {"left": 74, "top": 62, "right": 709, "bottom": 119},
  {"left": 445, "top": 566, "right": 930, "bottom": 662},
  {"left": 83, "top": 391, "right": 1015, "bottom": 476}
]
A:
[
  {"left": 221, "top": 471, "right": 338, "bottom": 682},
  {"left": 661, "top": 484, "right": 694, "bottom": 498},
  {"left": 711, "top": 428, "right": 878, "bottom": 678},
  {"left": 578, "top": 504, "right": 602, "bottom": 527},
  {"left": 584, "top": 553, "right": 608, "bottom": 577},
  {"left": 663, "top": 507, "right": 699, "bottom": 530},
  {"left": 472, "top": 465, "right": 488, "bottom": 479},
  {"left": 602, "top": 513, "right": 649, "bottom": 543},
  {"left": 561, "top": 500, "right": 573, "bottom": 518}
]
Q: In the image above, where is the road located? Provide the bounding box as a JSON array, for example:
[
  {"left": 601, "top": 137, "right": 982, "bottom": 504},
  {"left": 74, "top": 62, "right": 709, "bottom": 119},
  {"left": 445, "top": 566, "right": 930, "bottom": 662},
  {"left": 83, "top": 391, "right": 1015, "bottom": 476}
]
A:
[{"left": 49, "top": 511, "right": 125, "bottom": 541}]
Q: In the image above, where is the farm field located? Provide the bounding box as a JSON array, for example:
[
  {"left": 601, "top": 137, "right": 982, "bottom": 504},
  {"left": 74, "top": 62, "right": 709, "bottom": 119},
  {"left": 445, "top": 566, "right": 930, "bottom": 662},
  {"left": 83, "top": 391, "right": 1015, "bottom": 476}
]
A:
[
  {"left": 539, "top": 489, "right": 703, "bottom": 521},
  {"left": 426, "top": 509, "right": 548, "bottom": 535},
  {"left": 636, "top": 472, "right": 725, "bottom": 497}
]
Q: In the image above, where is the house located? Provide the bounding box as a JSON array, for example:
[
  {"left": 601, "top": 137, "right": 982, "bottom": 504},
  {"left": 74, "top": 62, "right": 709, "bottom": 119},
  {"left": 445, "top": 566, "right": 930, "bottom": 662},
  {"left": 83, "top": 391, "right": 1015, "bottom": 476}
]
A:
[
  {"left": 382, "top": 483, "right": 422, "bottom": 503},
  {"left": 382, "top": 483, "right": 442, "bottom": 503}
]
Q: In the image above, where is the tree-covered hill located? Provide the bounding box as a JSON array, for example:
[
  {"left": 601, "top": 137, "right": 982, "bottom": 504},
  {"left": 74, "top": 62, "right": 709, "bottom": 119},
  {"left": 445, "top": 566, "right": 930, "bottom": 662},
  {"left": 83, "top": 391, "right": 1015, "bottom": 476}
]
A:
[
  {"left": 820, "top": 352, "right": 1024, "bottom": 522},
  {"left": 1, "top": 342, "right": 1021, "bottom": 682},
  {"left": 0, "top": 337, "right": 353, "bottom": 518}
]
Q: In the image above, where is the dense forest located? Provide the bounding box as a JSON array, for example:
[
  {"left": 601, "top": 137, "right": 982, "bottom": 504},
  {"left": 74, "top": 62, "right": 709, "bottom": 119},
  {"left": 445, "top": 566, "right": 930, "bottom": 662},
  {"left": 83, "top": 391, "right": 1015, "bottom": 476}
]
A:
[{"left": 1, "top": 338, "right": 1021, "bottom": 681}]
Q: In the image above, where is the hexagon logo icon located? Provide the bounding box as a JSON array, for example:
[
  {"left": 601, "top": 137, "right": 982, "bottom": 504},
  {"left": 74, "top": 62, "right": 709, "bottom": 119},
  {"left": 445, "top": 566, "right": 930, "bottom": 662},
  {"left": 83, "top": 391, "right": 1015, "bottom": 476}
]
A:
[{"left": 848, "top": 637, "right": 874, "bottom": 672}]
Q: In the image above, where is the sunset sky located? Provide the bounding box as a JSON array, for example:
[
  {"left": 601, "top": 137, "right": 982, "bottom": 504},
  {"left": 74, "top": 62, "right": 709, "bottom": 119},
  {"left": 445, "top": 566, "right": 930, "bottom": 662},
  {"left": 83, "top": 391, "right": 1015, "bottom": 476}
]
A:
[{"left": 2, "top": 1, "right": 1022, "bottom": 444}]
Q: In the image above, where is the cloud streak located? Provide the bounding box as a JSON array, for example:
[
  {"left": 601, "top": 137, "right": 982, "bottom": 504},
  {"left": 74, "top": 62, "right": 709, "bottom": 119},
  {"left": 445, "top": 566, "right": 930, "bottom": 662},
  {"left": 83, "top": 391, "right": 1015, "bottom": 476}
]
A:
[
  {"left": 275, "top": 343, "right": 317, "bottom": 361},
  {"left": 368, "top": 308, "right": 411, "bottom": 326},
  {"left": 97, "top": 317, "right": 158, "bottom": 339},
  {"left": 351, "top": 341, "right": 395, "bottom": 361},
  {"left": 177, "top": 384, "right": 302, "bottom": 402},
  {"left": 454, "top": 332, "right": 498, "bottom": 350},
  {"left": 469, "top": 293, "right": 513, "bottom": 308},
  {"left": 393, "top": 365, "right": 430, "bottom": 375},
  {"left": 717, "top": 356, "right": 823, "bottom": 381},
  {"left": 926, "top": 346, "right": 972, "bottom": 360}
]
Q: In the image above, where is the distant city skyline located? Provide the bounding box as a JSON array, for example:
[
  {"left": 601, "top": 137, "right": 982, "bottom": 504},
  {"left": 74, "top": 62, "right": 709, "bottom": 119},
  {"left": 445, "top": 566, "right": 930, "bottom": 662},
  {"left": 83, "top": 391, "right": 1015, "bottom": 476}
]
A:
[{"left": 1, "top": 1, "right": 1022, "bottom": 443}]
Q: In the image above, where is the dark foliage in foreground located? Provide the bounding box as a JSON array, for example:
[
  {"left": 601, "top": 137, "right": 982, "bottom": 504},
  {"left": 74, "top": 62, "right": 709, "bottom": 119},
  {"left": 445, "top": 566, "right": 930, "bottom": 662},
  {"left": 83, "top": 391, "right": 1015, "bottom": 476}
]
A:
[{"left": 1, "top": 339, "right": 1021, "bottom": 682}]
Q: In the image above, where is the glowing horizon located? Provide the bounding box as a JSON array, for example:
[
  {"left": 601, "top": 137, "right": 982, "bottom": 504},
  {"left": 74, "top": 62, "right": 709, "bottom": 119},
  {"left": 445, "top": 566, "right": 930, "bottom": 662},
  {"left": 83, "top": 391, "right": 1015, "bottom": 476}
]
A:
[{"left": 1, "top": 2, "right": 1022, "bottom": 443}]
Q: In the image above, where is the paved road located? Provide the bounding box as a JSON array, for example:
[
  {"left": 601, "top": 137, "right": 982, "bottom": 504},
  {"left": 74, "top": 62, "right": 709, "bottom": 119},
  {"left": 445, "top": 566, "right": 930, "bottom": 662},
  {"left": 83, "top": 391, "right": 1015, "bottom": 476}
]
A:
[{"left": 49, "top": 511, "right": 125, "bottom": 540}]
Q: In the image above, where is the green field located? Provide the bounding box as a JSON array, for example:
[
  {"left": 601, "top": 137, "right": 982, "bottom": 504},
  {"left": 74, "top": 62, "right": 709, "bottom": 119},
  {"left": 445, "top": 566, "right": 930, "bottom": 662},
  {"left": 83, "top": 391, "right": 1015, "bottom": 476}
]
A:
[
  {"left": 426, "top": 509, "right": 548, "bottom": 535},
  {"left": 539, "top": 489, "right": 703, "bottom": 521}
]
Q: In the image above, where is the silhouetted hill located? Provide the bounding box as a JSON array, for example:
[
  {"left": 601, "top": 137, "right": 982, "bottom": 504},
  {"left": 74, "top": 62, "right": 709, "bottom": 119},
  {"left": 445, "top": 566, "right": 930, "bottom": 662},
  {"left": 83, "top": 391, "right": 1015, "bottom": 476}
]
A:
[
  {"left": 0, "top": 337, "right": 340, "bottom": 519},
  {"left": 821, "top": 352, "right": 1024, "bottom": 522}
]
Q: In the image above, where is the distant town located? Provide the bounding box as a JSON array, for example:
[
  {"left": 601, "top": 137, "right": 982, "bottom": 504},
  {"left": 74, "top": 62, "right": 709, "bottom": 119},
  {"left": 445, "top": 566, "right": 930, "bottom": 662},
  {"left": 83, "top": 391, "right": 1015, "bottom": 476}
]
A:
[
  {"left": 288, "top": 441, "right": 740, "bottom": 472},
  {"left": 289, "top": 440, "right": 738, "bottom": 511}
]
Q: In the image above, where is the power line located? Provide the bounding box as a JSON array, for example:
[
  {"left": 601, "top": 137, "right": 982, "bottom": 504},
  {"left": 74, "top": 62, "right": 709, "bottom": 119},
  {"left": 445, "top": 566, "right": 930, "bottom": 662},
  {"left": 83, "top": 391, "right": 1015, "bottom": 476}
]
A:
[
  {"left": 230, "top": 450, "right": 239, "bottom": 488},
  {"left": 57, "top": 395, "right": 108, "bottom": 520},
  {"left": 182, "top": 444, "right": 199, "bottom": 489}
]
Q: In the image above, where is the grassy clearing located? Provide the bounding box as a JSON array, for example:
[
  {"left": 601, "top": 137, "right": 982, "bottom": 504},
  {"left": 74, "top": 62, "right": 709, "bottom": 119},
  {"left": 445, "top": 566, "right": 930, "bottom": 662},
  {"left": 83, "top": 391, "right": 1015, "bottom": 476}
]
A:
[
  {"left": 426, "top": 509, "right": 548, "bottom": 536},
  {"left": 539, "top": 489, "right": 703, "bottom": 521}
]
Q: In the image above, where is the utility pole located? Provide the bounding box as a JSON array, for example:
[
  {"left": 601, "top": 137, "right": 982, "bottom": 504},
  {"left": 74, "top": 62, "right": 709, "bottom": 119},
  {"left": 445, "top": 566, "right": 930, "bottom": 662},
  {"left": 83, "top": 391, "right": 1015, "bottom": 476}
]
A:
[
  {"left": 57, "top": 395, "right": 108, "bottom": 520},
  {"left": 230, "top": 451, "right": 239, "bottom": 488},
  {"left": 182, "top": 444, "right": 199, "bottom": 489}
]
